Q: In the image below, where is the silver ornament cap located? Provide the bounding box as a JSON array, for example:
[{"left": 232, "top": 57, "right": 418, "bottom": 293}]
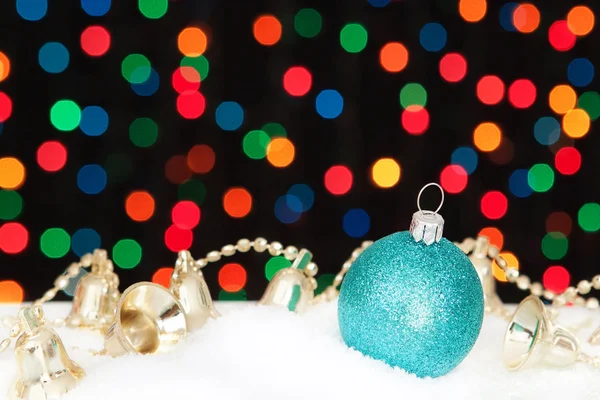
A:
[{"left": 409, "top": 183, "right": 445, "bottom": 245}]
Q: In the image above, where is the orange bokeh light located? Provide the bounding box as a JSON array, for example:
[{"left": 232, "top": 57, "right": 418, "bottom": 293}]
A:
[
  {"left": 513, "top": 4, "right": 540, "bottom": 33},
  {"left": 266, "top": 138, "right": 295, "bottom": 168},
  {"left": 178, "top": 27, "right": 208, "bottom": 57},
  {"left": 567, "top": 6, "right": 595, "bottom": 36},
  {"left": 493, "top": 252, "right": 519, "bottom": 282},
  {"left": 478, "top": 227, "right": 504, "bottom": 250},
  {"left": 125, "top": 190, "right": 155, "bottom": 222},
  {"left": 152, "top": 267, "right": 174, "bottom": 288},
  {"left": 459, "top": 0, "right": 487, "bottom": 23},
  {"left": 0, "top": 51, "right": 10, "bottom": 82},
  {"left": 218, "top": 263, "right": 247, "bottom": 292},
  {"left": 0, "top": 280, "right": 24, "bottom": 303},
  {"left": 253, "top": 15, "right": 282, "bottom": 46},
  {"left": 379, "top": 42, "right": 409, "bottom": 73},
  {"left": 223, "top": 187, "right": 252, "bottom": 218}
]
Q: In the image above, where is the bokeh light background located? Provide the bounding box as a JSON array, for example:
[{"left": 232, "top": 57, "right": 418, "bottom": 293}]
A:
[{"left": 0, "top": 0, "right": 599, "bottom": 302}]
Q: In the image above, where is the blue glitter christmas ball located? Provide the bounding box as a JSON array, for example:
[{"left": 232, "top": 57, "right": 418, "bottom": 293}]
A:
[{"left": 338, "top": 231, "right": 484, "bottom": 378}]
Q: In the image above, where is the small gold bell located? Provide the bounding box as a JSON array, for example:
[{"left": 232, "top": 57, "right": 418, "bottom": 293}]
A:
[
  {"left": 9, "top": 306, "right": 85, "bottom": 400},
  {"left": 258, "top": 249, "right": 316, "bottom": 313},
  {"left": 467, "top": 236, "right": 505, "bottom": 315},
  {"left": 169, "top": 250, "right": 219, "bottom": 331},
  {"left": 104, "top": 282, "right": 188, "bottom": 357},
  {"left": 67, "top": 249, "right": 120, "bottom": 332},
  {"left": 503, "top": 295, "right": 581, "bottom": 371}
]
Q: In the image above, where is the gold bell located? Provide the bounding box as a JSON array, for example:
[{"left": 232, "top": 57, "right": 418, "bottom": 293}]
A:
[
  {"left": 503, "top": 295, "right": 581, "bottom": 371},
  {"left": 67, "top": 249, "right": 120, "bottom": 332},
  {"left": 10, "top": 306, "right": 85, "bottom": 400},
  {"left": 258, "top": 249, "right": 316, "bottom": 313},
  {"left": 466, "top": 236, "right": 505, "bottom": 315},
  {"left": 169, "top": 250, "right": 219, "bottom": 331},
  {"left": 103, "top": 282, "right": 188, "bottom": 357}
]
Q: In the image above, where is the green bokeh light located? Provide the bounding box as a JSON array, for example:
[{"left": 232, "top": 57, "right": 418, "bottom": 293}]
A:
[
  {"left": 578, "top": 203, "right": 600, "bottom": 232},
  {"left": 121, "top": 54, "right": 151, "bottom": 84},
  {"left": 218, "top": 289, "right": 247, "bottom": 301},
  {"left": 400, "top": 83, "right": 427, "bottom": 109},
  {"left": 113, "top": 239, "right": 142, "bottom": 269},
  {"left": 294, "top": 8, "right": 322, "bottom": 38},
  {"left": 261, "top": 122, "right": 287, "bottom": 138},
  {"left": 105, "top": 153, "right": 133, "bottom": 184},
  {"left": 578, "top": 91, "right": 600, "bottom": 121},
  {"left": 50, "top": 100, "right": 81, "bottom": 131},
  {"left": 340, "top": 23, "right": 368, "bottom": 53},
  {"left": 129, "top": 118, "right": 158, "bottom": 147},
  {"left": 265, "top": 256, "right": 292, "bottom": 281},
  {"left": 541, "top": 232, "right": 568, "bottom": 260},
  {"left": 527, "top": 164, "right": 554, "bottom": 193},
  {"left": 315, "top": 273, "right": 334, "bottom": 295},
  {"left": 138, "top": 0, "right": 168, "bottom": 19},
  {"left": 181, "top": 55, "right": 209, "bottom": 81},
  {"left": 243, "top": 130, "right": 270, "bottom": 159},
  {"left": 0, "top": 190, "right": 23, "bottom": 220},
  {"left": 40, "top": 228, "right": 71, "bottom": 258},
  {"left": 178, "top": 179, "right": 206, "bottom": 205}
]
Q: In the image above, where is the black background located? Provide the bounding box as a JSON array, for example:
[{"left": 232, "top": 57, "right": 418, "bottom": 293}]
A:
[{"left": 0, "top": 0, "right": 599, "bottom": 302}]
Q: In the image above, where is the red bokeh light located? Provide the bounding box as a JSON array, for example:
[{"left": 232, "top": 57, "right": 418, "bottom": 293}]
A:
[
  {"left": 171, "top": 201, "right": 201, "bottom": 229},
  {"left": 440, "top": 165, "right": 468, "bottom": 194},
  {"left": 176, "top": 91, "right": 206, "bottom": 119},
  {"left": 218, "top": 263, "right": 247, "bottom": 292},
  {"left": 324, "top": 165, "right": 353, "bottom": 195},
  {"left": 543, "top": 265, "right": 570, "bottom": 294},
  {"left": 508, "top": 79, "right": 536, "bottom": 109},
  {"left": 37, "top": 141, "right": 67, "bottom": 172},
  {"left": 164, "top": 225, "right": 193, "bottom": 252},
  {"left": 554, "top": 147, "right": 581, "bottom": 175},
  {"left": 0, "top": 223, "right": 28, "bottom": 254},
  {"left": 439, "top": 53, "right": 467, "bottom": 83},
  {"left": 476, "top": 75, "right": 505, "bottom": 105},
  {"left": 283, "top": 66, "right": 312, "bottom": 97},
  {"left": 172, "top": 67, "right": 201, "bottom": 94},
  {"left": 480, "top": 191, "right": 508, "bottom": 220},
  {"left": 548, "top": 21, "right": 576, "bottom": 52},
  {"left": 401, "top": 106, "right": 429, "bottom": 135},
  {"left": 80, "top": 26, "right": 111, "bottom": 57},
  {"left": 0, "top": 92, "right": 13, "bottom": 123}
]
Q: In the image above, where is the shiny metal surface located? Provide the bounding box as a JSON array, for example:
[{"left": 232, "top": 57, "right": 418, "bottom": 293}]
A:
[
  {"left": 503, "top": 295, "right": 580, "bottom": 371},
  {"left": 9, "top": 306, "right": 85, "bottom": 400},
  {"left": 170, "top": 251, "right": 219, "bottom": 331},
  {"left": 68, "top": 249, "right": 120, "bottom": 332},
  {"left": 468, "top": 236, "right": 505, "bottom": 315},
  {"left": 104, "top": 282, "right": 187, "bottom": 357},
  {"left": 259, "top": 249, "right": 314, "bottom": 313}
]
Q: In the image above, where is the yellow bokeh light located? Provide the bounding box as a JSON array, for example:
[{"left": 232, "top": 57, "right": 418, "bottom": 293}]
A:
[
  {"left": 177, "top": 27, "right": 207, "bottom": 57},
  {"left": 473, "top": 122, "right": 501, "bottom": 152},
  {"left": 459, "top": 0, "right": 487, "bottom": 23},
  {"left": 371, "top": 158, "right": 401, "bottom": 188},
  {"left": 567, "top": 6, "right": 595, "bottom": 36},
  {"left": 548, "top": 85, "right": 576, "bottom": 115},
  {"left": 492, "top": 251, "right": 519, "bottom": 282},
  {"left": 0, "top": 157, "right": 26, "bottom": 189},
  {"left": 266, "top": 138, "right": 295, "bottom": 168},
  {"left": 563, "top": 108, "right": 590, "bottom": 138}
]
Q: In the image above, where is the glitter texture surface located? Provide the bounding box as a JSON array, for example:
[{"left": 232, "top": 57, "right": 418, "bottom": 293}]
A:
[{"left": 338, "top": 231, "right": 484, "bottom": 378}]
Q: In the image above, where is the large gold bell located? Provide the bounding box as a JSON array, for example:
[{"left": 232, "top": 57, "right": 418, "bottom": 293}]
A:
[
  {"left": 169, "top": 250, "right": 219, "bottom": 331},
  {"left": 503, "top": 295, "right": 581, "bottom": 371},
  {"left": 103, "top": 282, "right": 188, "bottom": 357},
  {"left": 258, "top": 249, "right": 316, "bottom": 313},
  {"left": 67, "top": 249, "right": 120, "bottom": 332},
  {"left": 9, "top": 306, "right": 85, "bottom": 400},
  {"left": 467, "top": 236, "right": 505, "bottom": 315}
]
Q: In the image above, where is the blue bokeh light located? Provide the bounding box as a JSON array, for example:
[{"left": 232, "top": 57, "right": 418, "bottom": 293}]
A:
[
  {"left": 215, "top": 101, "right": 244, "bottom": 131},
  {"left": 80, "top": 106, "right": 109, "bottom": 136},
  {"left": 274, "top": 195, "right": 302, "bottom": 224},
  {"left": 38, "top": 42, "right": 70, "bottom": 74},
  {"left": 71, "top": 228, "right": 101, "bottom": 257},
  {"left": 567, "top": 58, "right": 594, "bottom": 88},
  {"left": 343, "top": 208, "right": 371, "bottom": 238},
  {"left": 451, "top": 146, "right": 478, "bottom": 175},
  {"left": 368, "top": 0, "right": 391, "bottom": 7},
  {"left": 287, "top": 184, "right": 314, "bottom": 212},
  {"left": 534, "top": 117, "right": 561, "bottom": 145},
  {"left": 499, "top": 3, "right": 518, "bottom": 32},
  {"left": 17, "top": 0, "right": 48, "bottom": 21},
  {"left": 131, "top": 68, "right": 159, "bottom": 96},
  {"left": 81, "top": 0, "right": 111, "bottom": 16},
  {"left": 419, "top": 23, "right": 447, "bottom": 52},
  {"left": 77, "top": 165, "right": 107, "bottom": 195},
  {"left": 509, "top": 169, "right": 533, "bottom": 198},
  {"left": 316, "top": 90, "right": 344, "bottom": 119}
]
